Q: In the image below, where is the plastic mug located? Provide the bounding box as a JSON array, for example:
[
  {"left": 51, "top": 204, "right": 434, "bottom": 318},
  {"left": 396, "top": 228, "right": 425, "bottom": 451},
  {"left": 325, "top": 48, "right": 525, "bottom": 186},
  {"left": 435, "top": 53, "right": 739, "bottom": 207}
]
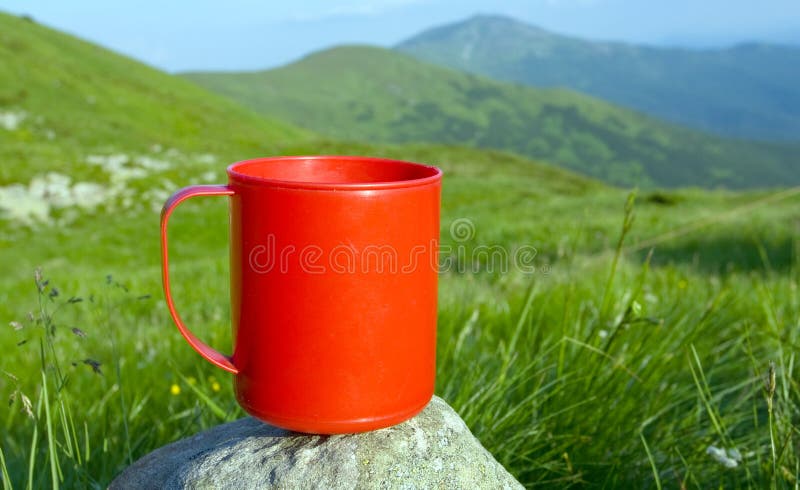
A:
[{"left": 160, "top": 156, "right": 442, "bottom": 434}]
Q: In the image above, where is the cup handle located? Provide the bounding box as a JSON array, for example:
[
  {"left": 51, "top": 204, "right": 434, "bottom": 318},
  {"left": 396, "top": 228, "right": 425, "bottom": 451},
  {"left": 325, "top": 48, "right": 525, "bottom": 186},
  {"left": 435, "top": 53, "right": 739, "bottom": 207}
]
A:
[{"left": 160, "top": 185, "right": 239, "bottom": 374}]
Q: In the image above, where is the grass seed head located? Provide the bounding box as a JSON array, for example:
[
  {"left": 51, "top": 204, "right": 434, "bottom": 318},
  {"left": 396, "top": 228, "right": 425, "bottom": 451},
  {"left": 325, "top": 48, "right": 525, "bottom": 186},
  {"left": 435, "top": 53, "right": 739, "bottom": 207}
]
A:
[{"left": 765, "top": 361, "right": 776, "bottom": 398}]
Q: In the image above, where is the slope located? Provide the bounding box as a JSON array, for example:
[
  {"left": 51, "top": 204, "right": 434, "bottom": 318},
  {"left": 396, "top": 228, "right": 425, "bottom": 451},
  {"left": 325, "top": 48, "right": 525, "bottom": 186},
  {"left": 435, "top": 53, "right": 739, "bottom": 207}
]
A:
[
  {"left": 396, "top": 14, "right": 800, "bottom": 141},
  {"left": 0, "top": 12, "right": 309, "bottom": 189},
  {"left": 184, "top": 45, "right": 800, "bottom": 189}
]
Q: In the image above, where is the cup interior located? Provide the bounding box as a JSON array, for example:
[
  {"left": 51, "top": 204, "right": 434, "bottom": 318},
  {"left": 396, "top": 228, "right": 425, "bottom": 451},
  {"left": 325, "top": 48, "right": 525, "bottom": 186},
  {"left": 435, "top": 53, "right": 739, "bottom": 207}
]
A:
[{"left": 227, "top": 156, "right": 441, "bottom": 189}]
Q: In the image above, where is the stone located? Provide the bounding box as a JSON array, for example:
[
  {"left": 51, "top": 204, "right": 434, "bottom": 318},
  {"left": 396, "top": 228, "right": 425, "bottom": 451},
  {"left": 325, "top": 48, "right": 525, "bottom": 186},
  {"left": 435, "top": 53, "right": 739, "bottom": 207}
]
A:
[{"left": 109, "top": 396, "right": 523, "bottom": 489}]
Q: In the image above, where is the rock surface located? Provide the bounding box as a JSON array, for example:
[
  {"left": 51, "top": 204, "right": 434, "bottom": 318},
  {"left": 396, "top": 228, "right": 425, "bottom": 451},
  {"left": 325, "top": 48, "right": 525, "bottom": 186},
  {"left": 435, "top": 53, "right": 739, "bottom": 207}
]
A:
[{"left": 109, "top": 396, "right": 523, "bottom": 489}]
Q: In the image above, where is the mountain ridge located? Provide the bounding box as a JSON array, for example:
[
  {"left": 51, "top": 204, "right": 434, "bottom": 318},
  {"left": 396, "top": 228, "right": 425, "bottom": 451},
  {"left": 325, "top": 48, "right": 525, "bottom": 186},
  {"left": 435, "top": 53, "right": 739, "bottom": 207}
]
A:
[
  {"left": 396, "top": 14, "right": 800, "bottom": 141},
  {"left": 183, "top": 44, "right": 800, "bottom": 189},
  {"left": 402, "top": 14, "right": 800, "bottom": 53}
]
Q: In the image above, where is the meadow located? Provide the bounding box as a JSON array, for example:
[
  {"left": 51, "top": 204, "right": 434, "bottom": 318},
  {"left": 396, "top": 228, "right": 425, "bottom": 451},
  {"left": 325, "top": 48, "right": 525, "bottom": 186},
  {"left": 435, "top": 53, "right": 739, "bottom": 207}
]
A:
[{"left": 2, "top": 11, "right": 800, "bottom": 489}]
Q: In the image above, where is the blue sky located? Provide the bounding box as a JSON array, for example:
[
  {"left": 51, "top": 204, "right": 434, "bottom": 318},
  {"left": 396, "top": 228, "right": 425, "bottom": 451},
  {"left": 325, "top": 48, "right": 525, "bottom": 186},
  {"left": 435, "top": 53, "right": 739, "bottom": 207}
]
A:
[{"left": 3, "top": 0, "right": 799, "bottom": 72}]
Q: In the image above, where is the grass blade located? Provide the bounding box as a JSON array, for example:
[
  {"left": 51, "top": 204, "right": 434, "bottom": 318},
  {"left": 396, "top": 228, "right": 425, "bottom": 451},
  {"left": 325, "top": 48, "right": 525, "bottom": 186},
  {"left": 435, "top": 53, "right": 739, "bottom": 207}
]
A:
[
  {"left": 41, "top": 371, "right": 60, "bottom": 489},
  {"left": 176, "top": 372, "right": 228, "bottom": 420},
  {"left": 26, "top": 390, "right": 43, "bottom": 490},
  {"left": 640, "top": 432, "right": 662, "bottom": 490},
  {"left": 0, "top": 445, "right": 12, "bottom": 490}
]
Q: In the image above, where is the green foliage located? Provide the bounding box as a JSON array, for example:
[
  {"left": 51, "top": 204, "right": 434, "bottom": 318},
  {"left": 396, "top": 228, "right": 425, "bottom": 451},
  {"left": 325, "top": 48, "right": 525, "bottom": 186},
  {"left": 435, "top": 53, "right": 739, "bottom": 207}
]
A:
[
  {"left": 2, "top": 10, "right": 800, "bottom": 490},
  {"left": 396, "top": 15, "right": 800, "bottom": 142}
]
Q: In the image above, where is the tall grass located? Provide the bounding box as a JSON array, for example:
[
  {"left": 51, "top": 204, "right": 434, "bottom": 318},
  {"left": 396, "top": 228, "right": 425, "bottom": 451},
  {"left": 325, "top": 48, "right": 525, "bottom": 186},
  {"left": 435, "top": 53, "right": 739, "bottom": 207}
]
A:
[
  {"left": 0, "top": 271, "right": 236, "bottom": 488},
  {"left": 1, "top": 192, "right": 799, "bottom": 488},
  {"left": 434, "top": 198, "right": 800, "bottom": 488}
]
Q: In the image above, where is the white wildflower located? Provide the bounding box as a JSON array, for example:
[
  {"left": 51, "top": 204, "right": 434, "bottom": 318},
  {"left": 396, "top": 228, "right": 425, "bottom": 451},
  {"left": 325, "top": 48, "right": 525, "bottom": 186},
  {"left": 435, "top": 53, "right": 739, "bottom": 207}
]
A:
[
  {"left": 196, "top": 153, "right": 217, "bottom": 164},
  {"left": 0, "top": 183, "right": 51, "bottom": 224},
  {"left": 0, "top": 110, "right": 26, "bottom": 130},
  {"left": 87, "top": 153, "right": 130, "bottom": 173},
  {"left": 109, "top": 167, "right": 147, "bottom": 184},
  {"left": 135, "top": 155, "right": 170, "bottom": 171},
  {"left": 71, "top": 182, "right": 107, "bottom": 209},
  {"left": 148, "top": 188, "right": 171, "bottom": 213},
  {"left": 706, "top": 445, "right": 740, "bottom": 468},
  {"left": 30, "top": 172, "right": 72, "bottom": 207}
]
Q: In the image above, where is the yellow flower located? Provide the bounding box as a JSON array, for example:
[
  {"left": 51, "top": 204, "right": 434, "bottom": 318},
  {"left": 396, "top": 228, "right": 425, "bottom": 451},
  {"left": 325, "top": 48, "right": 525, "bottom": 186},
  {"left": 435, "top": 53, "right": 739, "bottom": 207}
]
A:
[
  {"left": 187, "top": 376, "right": 197, "bottom": 385},
  {"left": 678, "top": 280, "right": 688, "bottom": 289},
  {"left": 170, "top": 383, "right": 181, "bottom": 396},
  {"left": 211, "top": 381, "right": 221, "bottom": 392}
]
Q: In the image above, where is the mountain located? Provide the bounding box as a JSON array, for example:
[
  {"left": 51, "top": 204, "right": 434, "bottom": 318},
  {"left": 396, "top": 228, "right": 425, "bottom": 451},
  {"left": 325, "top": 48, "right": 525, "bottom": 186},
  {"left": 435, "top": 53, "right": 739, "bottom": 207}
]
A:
[
  {"left": 184, "top": 45, "right": 800, "bottom": 189},
  {"left": 396, "top": 15, "right": 800, "bottom": 142},
  {"left": 0, "top": 10, "right": 596, "bottom": 233}
]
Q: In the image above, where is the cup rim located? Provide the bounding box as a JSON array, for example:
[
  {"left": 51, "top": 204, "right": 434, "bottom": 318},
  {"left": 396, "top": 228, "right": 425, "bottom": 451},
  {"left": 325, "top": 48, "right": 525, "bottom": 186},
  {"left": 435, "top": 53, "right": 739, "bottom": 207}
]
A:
[{"left": 226, "top": 155, "right": 442, "bottom": 190}]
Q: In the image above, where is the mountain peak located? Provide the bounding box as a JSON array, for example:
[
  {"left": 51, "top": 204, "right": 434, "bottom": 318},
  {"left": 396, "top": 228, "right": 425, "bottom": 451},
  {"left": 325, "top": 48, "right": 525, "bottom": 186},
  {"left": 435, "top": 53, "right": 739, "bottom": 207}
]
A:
[
  {"left": 461, "top": 13, "right": 547, "bottom": 31},
  {"left": 396, "top": 14, "right": 800, "bottom": 141},
  {"left": 397, "top": 14, "right": 555, "bottom": 50}
]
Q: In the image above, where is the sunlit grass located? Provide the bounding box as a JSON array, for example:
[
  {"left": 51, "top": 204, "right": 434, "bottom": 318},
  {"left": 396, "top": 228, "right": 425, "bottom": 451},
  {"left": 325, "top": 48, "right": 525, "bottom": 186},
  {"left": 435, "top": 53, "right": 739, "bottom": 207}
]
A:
[{"left": 1, "top": 183, "right": 799, "bottom": 488}]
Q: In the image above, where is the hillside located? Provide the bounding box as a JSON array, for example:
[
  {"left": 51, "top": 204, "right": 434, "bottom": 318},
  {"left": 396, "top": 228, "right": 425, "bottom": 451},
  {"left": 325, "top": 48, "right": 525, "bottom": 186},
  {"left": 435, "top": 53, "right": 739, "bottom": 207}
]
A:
[
  {"left": 0, "top": 10, "right": 600, "bottom": 248},
  {"left": 396, "top": 15, "right": 800, "bottom": 141},
  {"left": 184, "top": 45, "right": 800, "bottom": 189},
  {"left": 0, "top": 12, "right": 309, "bottom": 196}
]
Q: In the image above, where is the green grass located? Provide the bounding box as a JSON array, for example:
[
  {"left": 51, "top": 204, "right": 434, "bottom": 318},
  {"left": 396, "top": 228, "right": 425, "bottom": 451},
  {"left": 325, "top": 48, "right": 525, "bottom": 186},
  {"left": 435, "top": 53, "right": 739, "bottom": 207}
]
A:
[
  {"left": 0, "top": 12, "right": 310, "bottom": 187},
  {"left": 2, "top": 139, "right": 799, "bottom": 488},
  {"left": 396, "top": 14, "right": 800, "bottom": 142},
  {"left": 2, "top": 10, "right": 800, "bottom": 490},
  {"left": 183, "top": 45, "right": 800, "bottom": 189}
]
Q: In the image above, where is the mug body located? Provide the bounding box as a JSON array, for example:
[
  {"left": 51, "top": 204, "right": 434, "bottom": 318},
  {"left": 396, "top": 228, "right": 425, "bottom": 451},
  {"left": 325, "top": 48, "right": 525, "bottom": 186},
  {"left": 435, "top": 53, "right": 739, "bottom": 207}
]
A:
[{"left": 227, "top": 156, "right": 441, "bottom": 433}]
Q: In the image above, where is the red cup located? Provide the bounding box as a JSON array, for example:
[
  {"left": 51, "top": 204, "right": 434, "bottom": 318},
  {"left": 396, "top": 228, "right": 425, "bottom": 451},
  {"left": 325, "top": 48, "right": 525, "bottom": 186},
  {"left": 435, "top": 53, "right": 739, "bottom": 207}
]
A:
[{"left": 160, "top": 156, "right": 442, "bottom": 434}]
